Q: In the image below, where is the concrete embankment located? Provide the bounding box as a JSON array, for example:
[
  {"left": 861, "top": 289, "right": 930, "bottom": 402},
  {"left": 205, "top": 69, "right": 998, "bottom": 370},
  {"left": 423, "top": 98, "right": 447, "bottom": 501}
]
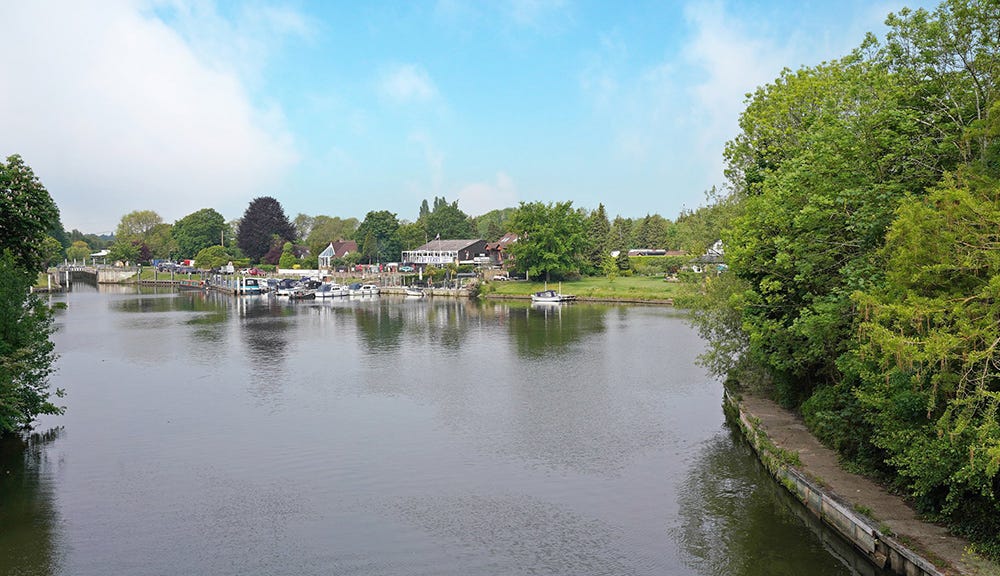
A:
[{"left": 726, "top": 391, "right": 998, "bottom": 576}]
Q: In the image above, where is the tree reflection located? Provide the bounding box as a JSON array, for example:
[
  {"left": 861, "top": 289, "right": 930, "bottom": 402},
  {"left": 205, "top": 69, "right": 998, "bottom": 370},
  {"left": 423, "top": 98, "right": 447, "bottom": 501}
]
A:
[
  {"left": 506, "top": 303, "right": 606, "bottom": 359},
  {"left": 0, "top": 428, "right": 62, "bottom": 576},
  {"left": 238, "top": 297, "right": 294, "bottom": 388},
  {"left": 674, "top": 423, "right": 886, "bottom": 576}
]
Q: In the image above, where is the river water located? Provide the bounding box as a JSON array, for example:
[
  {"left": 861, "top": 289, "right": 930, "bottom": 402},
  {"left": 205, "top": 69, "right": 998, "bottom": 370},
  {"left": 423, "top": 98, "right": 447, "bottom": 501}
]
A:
[{"left": 1, "top": 284, "right": 885, "bottom": 576}]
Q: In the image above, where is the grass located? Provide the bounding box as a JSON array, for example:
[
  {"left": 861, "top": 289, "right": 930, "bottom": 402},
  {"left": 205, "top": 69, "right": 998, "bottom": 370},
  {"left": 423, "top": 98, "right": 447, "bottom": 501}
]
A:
[{"left": 484, "top": 275, "right": 683, "bottom": 302}]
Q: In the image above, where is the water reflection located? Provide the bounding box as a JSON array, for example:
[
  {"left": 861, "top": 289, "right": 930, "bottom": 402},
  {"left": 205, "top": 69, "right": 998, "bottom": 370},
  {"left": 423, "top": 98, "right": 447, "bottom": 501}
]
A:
[
  {"left": 675, "top": 423, "right": 887, "bottom": 576},
  {"left": 0, "top": 429, "right": 63, "bottom": 576},
  {"left": 506, "top": 302, "right": 606, "bottom": 358},
  {"left": 18, "top": 288, "right": 891, "bottom": 575}
]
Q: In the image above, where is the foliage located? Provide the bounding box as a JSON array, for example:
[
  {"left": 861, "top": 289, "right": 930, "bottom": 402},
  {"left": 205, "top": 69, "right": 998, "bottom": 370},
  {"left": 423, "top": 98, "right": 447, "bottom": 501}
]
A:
[
  {"left": 194, "top": 245, "right": 235, "bottom": 270},
  {"left": 278, "top": 241, "right": 297, "bottom": 269},
  {"left": 112, "top": 210, "right": 168, "bottom": 264},
  {"left": 615, "top": 250, "right": 630, "bottom": 272},
  {"left": 584, "top": 204, "right": 610, "bottom": 273},
  {"left": 68, "top": 229, "right": 110, "bottom": 252},
  {"left": 473, "top": 207, "right": 515, "bottom": 241},
  {"left": 630, "top": 255, "right": 688, "bottom": 276},
  {"left": 236, "top": 197, "right": 295, "bottom": 263},
  {"left": 108, "top": 239, "right": 140, "bottom": 264},
  {"left": 115, "top": 210, "right": 163, "bottom": 242},
  {"left": 39, "top": 236, "right": 63, "bottom": 268},
  {"left": 397, "top": 221, "right": 427, "bottom": 250},
  {"left": 0, "top": 155, "right": 62, "bottom": 272},
  {"left": 292, "top": 213, "right": 314, "bottom": 241},
  {"left": 508, "top": 201, "right": 586, "bottom": 282},
  {"left": 424, "top": 197, "right": 475, "bottom": 239},
  {"left": 173, "top": 208, "right": 226, "bottom": 258},
  {"left": 305, "top": 215, "right": 358, "bottom": 257},
  {"left": 852, "top": 172, "right": 1000, "bottom": 542},
  {"left": 691, "top": 0, "right": 1000, "bottom": 554},
  {"left": 0, "top": 252, "right": 63, "bottom": 434},
  {"left": 631, "top": 213, "right": 673, "bottom": 249},
  {"left": 0, "top": 155, "right": 63, "bottom": 434},
  {"left": 354, "top": 210, "right": 402, "bottom": 264},
  {"left": 66, "top": 240, "right": 90, "bottom": 261}
]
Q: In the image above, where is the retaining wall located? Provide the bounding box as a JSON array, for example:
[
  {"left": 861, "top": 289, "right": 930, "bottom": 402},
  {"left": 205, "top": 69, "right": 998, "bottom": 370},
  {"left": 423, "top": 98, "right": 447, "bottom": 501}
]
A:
[{"left": 725, "top": 391, "right": 945, "bottom": 576}]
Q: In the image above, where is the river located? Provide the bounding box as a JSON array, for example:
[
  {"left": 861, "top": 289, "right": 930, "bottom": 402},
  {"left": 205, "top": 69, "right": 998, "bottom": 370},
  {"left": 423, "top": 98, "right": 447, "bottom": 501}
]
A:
[{"left": 0, "top": 284, "right": 886, "bottom": 575}]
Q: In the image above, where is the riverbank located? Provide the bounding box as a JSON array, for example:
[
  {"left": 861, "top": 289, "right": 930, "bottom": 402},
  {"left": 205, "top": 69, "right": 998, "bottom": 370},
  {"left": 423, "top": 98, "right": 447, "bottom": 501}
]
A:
[
  {"left": 483, "top": 276, "right": 682, "bottom": 303},
  {"left": 728, "top": 391, "right": 1000, "bottom": 576}
]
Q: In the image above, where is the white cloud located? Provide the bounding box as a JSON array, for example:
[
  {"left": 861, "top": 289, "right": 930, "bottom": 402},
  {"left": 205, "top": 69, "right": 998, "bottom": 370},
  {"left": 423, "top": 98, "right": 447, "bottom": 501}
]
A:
[
  {"left": 0, "top": 0, "right": 300, "bottom": 232},
  {"left": 409, "top": 132, "right": 445, "bottom": 195},
  {"left": 378, "top": 64, "right": 438, "bottom": 104},
  {"left": 456, "top": 172, "right": 519, "bottom": 216},
  {"left": 681, "top": 1, "right": 793, "bottom": 184}
]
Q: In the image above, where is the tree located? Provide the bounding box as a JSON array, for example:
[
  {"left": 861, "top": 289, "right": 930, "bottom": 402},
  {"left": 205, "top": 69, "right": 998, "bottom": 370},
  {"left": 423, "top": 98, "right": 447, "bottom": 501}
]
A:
[
  {"left": 66, "top": 240, "right": 90, "bottom": 262},
  {"left": 424, "top": 197, "right": 475, "bottom": 239},
  {"left": 305, "top": 215, "right": 358, "bottom": 257},
  {"left": 397, "top": 221, "right": 427, "bottom": 250},
  {"left": 108, "top": 239, "right": 141, "bottom": 264},
  {"left": 115, "top": 210, "right": 163, "bottom": 242},
  {"left": 293, "top": 213, "right": 314, "bottom": 241},
  {"left": 508, "top": 201, "right": 586, "bottom": 282},
  {"left": 194, "top": 245, "right": 236, "bottom": 270},
  {"left": 278, "top": 241, "right": 297, "bottom": 269},
  {"left": 39, "top": 236, "right": 63, "bottom": 268},
  {"left": 608, "top": 216, "right": 633, "bottom": 252},
  {"left": 236, "top": 197, "right": 295, "bottom": 263},
  {"left": 585, "top": 204, "right": 611, "bottom": 272},
  {"left": 173, "top": 208, "right": 226, "bottom": 258},
  {"left": 354, "top": 210, "right": 402, "bottom": 264},
  {"left": 146, "top": 223, "right": 177, "bottom": 260},
  {"left": 0, "top": 155, "right": 63, "bottom": 434},
  {"left": 112, "top": 210, "right": 165, "bottom": 264},
  {"left": 850, "top": 171, "right": 1000, "bottom": 545},
  {"left": 0, "top": 155, "right": 61, "bottom": 272},
  {"left": 473, "top": 207, "right": 515, "bottom": 241}
]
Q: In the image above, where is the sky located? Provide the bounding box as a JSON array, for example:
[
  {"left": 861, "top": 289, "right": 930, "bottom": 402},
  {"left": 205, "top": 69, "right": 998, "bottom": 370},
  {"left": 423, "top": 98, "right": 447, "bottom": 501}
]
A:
[{"left": 1, "top": 0, "right": 936, "bottom": 234}]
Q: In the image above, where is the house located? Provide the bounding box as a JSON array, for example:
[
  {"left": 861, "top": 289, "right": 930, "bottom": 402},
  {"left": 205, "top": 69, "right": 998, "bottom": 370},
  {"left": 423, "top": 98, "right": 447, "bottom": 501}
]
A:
[
  {"left": 691, "top": 241, "right": 725, "bottom": 273},
  {"left": 485, "top": 233, "right": 518, "bottom": 267},
  {"left": 401, "top": 239, "right": 488, "bottom": 266},
  {"left": 318, "top": 240, "right": 358, "bottom": 269}
]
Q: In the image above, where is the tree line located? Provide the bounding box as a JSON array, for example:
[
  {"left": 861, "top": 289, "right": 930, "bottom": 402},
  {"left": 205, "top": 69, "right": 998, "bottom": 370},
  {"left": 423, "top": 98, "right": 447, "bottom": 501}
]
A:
[
  {"left": 56, "top": 190, "right": 718, "bottom": 278},
  {"left": 691, "top": 0, "right": 1000, "bottom": 557}
]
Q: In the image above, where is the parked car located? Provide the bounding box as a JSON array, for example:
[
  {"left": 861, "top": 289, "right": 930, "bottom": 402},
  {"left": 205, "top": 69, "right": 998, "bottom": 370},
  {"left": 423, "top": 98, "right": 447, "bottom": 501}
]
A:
[
  {"left": 493, "top": 274, "right": 510, "bottom": 281},
  {"left": 399, "top": 265, "right": 415, "bottom": 273}
]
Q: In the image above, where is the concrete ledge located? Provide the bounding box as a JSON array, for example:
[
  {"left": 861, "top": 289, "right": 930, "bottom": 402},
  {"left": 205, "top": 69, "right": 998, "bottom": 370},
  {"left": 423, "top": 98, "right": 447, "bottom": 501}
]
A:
[{"left": 725, "top": 391, "right": 945, "bottom": 576}]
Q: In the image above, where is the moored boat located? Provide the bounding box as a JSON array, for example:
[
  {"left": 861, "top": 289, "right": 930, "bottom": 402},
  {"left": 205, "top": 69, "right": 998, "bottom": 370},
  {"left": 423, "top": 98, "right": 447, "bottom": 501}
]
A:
[{"left": 531, "top": 289, "right": 576, "bottom": 303}]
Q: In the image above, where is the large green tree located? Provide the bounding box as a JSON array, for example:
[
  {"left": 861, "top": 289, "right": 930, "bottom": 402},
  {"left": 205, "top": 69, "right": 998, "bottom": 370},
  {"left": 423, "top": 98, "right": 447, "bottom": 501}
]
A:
[
  {"left": 305, "top": 215, "right": 358, "bottom": 257},
  {"left": 693, "top": 0, "right": 1000, "bottom": 555},
  {"left": 354, "top": 210, "right": 402, "bottom": 264},
  {"left": 173, "top": 208, "right": 226, "bottom": 258},
  {"left": 0, "top": 155, "right": 62, "bottom": 272},
  {"left": 508, "top": 201, "right": 586, "bottom": 282},
  {"left": 584, "top": 204, "right": 611, "bottom": 272},
  {"left": 850, "top": 171, "right": 1000, "bottom": 545},
  {"left": 0, "top": 155, "right": 63, "bottom": 434},
  {"left": 236, "top": 197, "right": 295, "bottom": 263},
  {"left": 111, "top": 210, "right": 165, "bottom": 264},
  {"left": 424, "top": 197, "right": 475, "bottom": 239}
]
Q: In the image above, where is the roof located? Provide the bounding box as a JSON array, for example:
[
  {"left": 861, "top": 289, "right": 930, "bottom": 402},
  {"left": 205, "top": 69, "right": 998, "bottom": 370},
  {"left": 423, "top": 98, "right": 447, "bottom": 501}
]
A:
[
  {"left": 411, "top": 239, "right": 483, "bottom": 252},
  {"left": 486, "top": 233, "right": 518, "bottom": 250}
]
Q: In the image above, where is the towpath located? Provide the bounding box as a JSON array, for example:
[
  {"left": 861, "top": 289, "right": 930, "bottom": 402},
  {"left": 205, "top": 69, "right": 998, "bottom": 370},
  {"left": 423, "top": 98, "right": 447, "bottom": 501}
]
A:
[{"left": 739, "top": 394, "right": 999, "bottom": 576}]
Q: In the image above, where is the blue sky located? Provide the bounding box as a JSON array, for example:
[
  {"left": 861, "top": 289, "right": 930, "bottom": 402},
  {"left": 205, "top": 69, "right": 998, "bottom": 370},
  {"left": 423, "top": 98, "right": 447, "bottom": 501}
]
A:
[{"left": 2, "top": 0, "right": 935, "bottom": 234}]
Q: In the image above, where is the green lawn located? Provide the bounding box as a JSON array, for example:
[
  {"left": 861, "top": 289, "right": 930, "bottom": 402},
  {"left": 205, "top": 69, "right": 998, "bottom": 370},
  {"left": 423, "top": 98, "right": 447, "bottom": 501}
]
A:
[{"left": 484, "top": 275, "right": 683, "bottom": 302}]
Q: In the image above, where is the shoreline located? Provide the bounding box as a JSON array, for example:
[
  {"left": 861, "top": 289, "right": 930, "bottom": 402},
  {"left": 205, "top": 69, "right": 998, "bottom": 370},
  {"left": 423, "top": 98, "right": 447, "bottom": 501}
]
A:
[{"left": 726, "top": 390, "right": 999, "bottom": 576}]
